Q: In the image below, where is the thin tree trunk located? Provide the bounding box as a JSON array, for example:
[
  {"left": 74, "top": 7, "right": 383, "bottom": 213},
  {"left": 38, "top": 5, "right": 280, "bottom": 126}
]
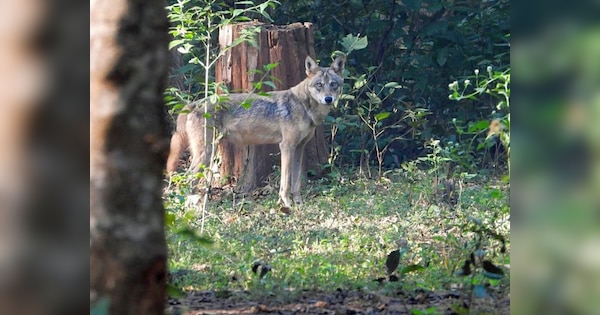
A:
[
  {"left": 216, "top": 21, "right": 329, "bottom": 193},
  {"left": 90, "top": 0, "right": 170, "bottom": 314}
]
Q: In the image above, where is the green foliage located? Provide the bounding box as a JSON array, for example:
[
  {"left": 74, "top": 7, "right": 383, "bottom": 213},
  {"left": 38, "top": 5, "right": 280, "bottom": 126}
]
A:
[
  {"left": 165, "top": 0, "right": 281, "bottom": 233},
  {"left": 411, "top": 306, "right": 442, "bottom": 315},
  {"left": 449, "top": 67, "right": 510, "bottom": 174},
  {"left": 164, "top": 168, "right": 509, "bottom": 307},
  {"left": 417, "top": 139, "right": 452, "bottom": 176},
  {"left": 327, "top": 34, "right": 427, "bottom": 178},
  {"left": 271, "top": 0, "right": 509, "bottom": 171},
  {"left": 452, "top": 215, "right": 508, "bottom": 304},
  {"left": 340, "top": 33, "right": 368, "bottom": 53},
  {"left": 165, "top": 0, "right": 509, "bottom": 175},
  {"left": 165, "top": 0, "right": 280, "bottom": 107},
  {"left": 162, "top": 1, "right": 510, "bottom": 310}
]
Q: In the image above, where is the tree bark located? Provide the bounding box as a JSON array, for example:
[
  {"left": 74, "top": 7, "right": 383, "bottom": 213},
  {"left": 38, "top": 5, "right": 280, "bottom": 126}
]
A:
[
  {"left": 216, "top": 21, "right": 329, "bottom": 193},
  {"left": 90, "top": 0, "right": 170, "bottom": 314}
]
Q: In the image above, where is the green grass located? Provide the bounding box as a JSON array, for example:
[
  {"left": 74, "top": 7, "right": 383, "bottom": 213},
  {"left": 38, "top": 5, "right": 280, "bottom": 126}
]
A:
[{"left": 164, "top": 166, "right": 510, "bottom": 300}]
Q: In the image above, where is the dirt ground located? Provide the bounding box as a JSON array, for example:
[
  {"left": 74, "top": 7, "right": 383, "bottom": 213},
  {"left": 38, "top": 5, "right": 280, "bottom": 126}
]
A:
[{"left": 166, "top": 288, "right": 510, "bottom": 314}]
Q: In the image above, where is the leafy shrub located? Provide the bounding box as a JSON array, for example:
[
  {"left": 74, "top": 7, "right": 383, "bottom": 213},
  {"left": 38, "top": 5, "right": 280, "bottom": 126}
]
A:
[
  {"left": 448, "top": 66, "right": 510, "bottom": 174},
  {"left": 165, "top": 0, "right": 510, "bottom": 174},
  {"left": 272, "top": 0, "right": 509, "bottom": 171}
]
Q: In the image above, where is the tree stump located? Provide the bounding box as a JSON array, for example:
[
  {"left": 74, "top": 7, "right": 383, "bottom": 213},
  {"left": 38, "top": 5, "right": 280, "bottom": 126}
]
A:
[{"left": 216, "top": 21, "right": 329, "bottom": 193}]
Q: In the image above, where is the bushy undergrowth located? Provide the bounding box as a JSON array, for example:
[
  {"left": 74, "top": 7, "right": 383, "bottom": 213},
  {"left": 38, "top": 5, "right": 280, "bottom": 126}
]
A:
[
  {"left": 164, "top": 165, "right": 509, "bottom": 303},
  {"left": 165, "top": 0, "right": 510, "bottom": 175}
]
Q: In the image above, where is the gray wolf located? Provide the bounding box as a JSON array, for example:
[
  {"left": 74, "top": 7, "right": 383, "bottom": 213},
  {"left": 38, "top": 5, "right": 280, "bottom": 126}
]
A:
[{"left": 166, "top": 55, "right": 345, "bottom": 207}]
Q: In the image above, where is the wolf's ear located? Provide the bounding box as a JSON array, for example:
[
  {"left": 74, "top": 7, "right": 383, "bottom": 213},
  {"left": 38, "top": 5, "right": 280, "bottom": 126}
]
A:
[
  {"left": 329, "top": 55, "right": 345, "bottom": 75},
  {"left": 305, "top": 56, "right": 319, "bottom": 76}
]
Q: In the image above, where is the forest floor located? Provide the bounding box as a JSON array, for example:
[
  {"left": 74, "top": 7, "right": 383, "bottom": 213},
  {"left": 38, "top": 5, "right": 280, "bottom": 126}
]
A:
[
  {"left": 163, "top": 167, "right": 510, "bottom": 315},
  {"left": 166, "top": 287, "right": 510, "bottom": 314}
]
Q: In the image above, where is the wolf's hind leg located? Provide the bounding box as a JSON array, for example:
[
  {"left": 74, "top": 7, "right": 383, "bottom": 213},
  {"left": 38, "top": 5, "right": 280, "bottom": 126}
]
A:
[
  {"left": 186, "top": 112, "right": 211, "bottom": 174},
  {"left": 166, "top": 111, "right": 191, "bottom": 174},
  {"left": 166, "top": 131, "right": 187, "bottom": 174}
]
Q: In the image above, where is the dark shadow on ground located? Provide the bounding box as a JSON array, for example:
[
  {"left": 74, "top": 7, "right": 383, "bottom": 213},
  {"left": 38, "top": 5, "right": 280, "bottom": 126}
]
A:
[{"left": 166, "top": 288, "right": 509, "bottom": 314}]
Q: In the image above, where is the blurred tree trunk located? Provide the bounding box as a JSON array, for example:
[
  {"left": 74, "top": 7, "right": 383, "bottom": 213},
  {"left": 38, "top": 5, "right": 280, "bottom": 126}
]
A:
[
  {"left": 0, "top": 1, "right": 51, "bottom": 314},
  {"left": 216, "top": 21, "right": 329, "bottom": 193},
  {"left": 0, "top": 0, "right": 92, "bottom": 314},
  {"left": 90, "top": 0, "right": 170, "bottom": 314}
]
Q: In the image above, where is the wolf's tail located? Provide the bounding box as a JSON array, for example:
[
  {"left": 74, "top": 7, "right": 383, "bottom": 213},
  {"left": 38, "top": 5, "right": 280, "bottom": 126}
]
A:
[{"left": 166, "top": 108, "right": 190, "bottom": 173}]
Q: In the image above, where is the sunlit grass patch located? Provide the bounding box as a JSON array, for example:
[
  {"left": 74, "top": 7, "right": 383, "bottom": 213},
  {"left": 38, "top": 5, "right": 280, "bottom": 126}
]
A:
[{"left": 165, "top": 167, "right": 510, "bottom": 301}]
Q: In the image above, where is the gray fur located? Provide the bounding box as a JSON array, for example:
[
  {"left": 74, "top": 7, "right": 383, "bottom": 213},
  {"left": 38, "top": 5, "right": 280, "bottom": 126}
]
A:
[{"left": 167, "top": 55, "right": 346, "bottom": 207}]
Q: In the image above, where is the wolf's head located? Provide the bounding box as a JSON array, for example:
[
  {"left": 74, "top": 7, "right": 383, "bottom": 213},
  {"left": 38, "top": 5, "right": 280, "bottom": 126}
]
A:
[{"left": 305, "top": 55, "right": 345, "bottom": 105}]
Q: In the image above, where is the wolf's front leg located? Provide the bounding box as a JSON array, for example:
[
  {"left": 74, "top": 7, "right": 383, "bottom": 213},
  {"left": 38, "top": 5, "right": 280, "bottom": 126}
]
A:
[
  {"left": 278, "top": 142, "right": 293, "bottom": 207},
  {"left": 290, "top": 142, "right": 307, "bottom": 205}
]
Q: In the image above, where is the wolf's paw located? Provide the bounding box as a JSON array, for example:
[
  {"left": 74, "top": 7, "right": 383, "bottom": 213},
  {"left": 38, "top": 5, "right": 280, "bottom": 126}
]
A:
[
  {"left": 293, "top": 195, "right": 303, "bottom": 205},
  {"left": 278, "top": 196, "right": 293, "bottom": 208}
]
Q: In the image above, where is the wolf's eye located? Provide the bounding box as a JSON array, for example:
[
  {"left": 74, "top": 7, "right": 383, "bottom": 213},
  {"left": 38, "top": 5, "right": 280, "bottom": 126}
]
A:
[
  {"left": 329, "top": 82, "right": 338, "bottom": 88},
  {"left": 315, "top": 82, "right": 323, "bottom": 88}
]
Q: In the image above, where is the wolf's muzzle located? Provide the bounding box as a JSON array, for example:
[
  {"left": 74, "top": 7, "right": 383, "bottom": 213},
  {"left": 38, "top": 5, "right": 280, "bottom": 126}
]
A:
[{"left": 325, "top": 96, "right": 333, "bottom": 104}]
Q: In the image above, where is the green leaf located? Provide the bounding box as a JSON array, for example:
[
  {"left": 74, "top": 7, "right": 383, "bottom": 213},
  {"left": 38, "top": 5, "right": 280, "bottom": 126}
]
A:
[
  {"left": 488, "top": 278, "right": 502, "bottom": 286},
  {"left": 264, "top": 62, "right": 279, "bottom": 71},
  {"left": 260, "top": 11, "right": 273, "bottom": 22},
  {"left": 366, "top": 92, "right": 381, "bottom": 104},
  {"left": 189, "top": 56, "right": 201, "bottom": 65},
  {"left": 436, "top": 46, "right": 448, "bottom": 66},
  {"left": 340, "top": 34, "right": 368, "bottom": 53},
  {"left": 241, "top": 100, "right": 252, "bottom": 109},
  {"left": 175, "top": 227, "right": 214, "bottom": 247},
  {"left": 168, "top": 39, "right": 185, "bottom": 50},
  {"left": 231, "top": 9, "right": 244, "bottom": 18},
  {"left": 353, "top": 36, "right": 368, "bottom": 50},
  {"left": 384, "top": 82, "right": 401, "bottom": 88},
  {"left": 258, "top": 2, "right": 269, "bottom": 12},
  {"left": 400, "top": 264, "right": 425, "bottom": 275},
  {"left": 353, "top": 75, "right": 367, "bottom": 89},
  {"left": 468, "top": 120, "right": 489, "bottom": 133},
  {"left": 166, "top": 284, "right": 186, "bottom": 298},
  {"left": 171, "top": 103, "right": 185, "bottom": 112},
  {"left": 489, "top": 189, "right": 502, "bottom": 199},
  {"left": 375, "top": 112, "right": 390, "bottom": 121},
  {"left": 178, "top": 43, "right": 193, "bottom": 55},
  {"left": 165, "top": 212, "right": 176, "bottom": 227},
  {"left": 263, "top": 81, "right": 277, "bottom": 90}
]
